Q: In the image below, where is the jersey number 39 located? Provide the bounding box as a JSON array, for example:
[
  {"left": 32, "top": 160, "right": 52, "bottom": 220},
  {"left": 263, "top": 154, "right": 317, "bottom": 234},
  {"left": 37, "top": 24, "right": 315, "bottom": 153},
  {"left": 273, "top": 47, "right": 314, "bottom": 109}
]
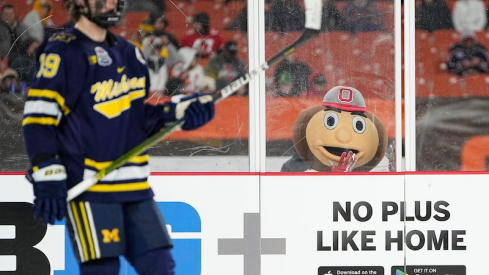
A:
[{"left": 37, "top": 53, "right": 61, "bottom": 79}]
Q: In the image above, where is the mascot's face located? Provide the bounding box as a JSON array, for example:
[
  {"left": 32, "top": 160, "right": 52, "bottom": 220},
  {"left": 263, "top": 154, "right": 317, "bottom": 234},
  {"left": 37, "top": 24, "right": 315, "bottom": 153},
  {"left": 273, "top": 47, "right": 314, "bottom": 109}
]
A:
[{"left": 305, "top": 109, "right": 379, "bottom": 167}]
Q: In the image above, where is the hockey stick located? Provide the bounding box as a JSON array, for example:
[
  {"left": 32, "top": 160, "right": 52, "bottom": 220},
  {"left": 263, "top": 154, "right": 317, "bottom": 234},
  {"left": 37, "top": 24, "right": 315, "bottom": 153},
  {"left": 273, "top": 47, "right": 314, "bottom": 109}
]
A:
[{"left": 67, "top": 0, "right": 322, "bottom": 201}]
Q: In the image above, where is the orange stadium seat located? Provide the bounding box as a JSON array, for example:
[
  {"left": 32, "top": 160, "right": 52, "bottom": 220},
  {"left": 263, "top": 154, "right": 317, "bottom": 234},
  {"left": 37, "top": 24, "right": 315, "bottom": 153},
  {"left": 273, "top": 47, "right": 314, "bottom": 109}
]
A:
[
  {"left": 328, "top": 42, "right": 354, "bottom": 68},
  {"left": 343, "top": 71, "right": 394, "bottom": 99},
  {"left": 191, "top": 2, "right": 229, "bottom": 30},
  {"left": 432, "top": 29, "right": 460, "bottom": 54},
  {"left": 401, "top": 25, "right": 404, "bottom": 52},
  {"left": 415, "top": 38, "right": 436, "bottom": 61},
  {"left": 415, "top": 29, "right": 430, "bottom": 45},
  {"left": 461, "top": 136, "right": 489, "bottom": 170},
  {"left": 182, "top": 0, "right": 245, "bottom": 29},
  {"left": 415, "top": 40, "right": 442, "bottom": 77},
  {"left": 322, "top": 69, "right": 340, "bottom": 90},
  {"left": 349, "top": 47, "right": 371, "bottom": 72},
  {"left": 165, "top": 19, "right": 193, "bottom": 43},
  {"left": 265, "top": 32, "right": 286, "bottom": 77},
  {"left": 221, "top": 30, "right": 245, "bottom": 43},
  {"left": 223, "top": 1, "right": 246, "bottom": 18},
  {"left": 188, "top": 1, "right": 225, "bottom": 15},
  {"left": 377, "top": 2, "right": 394, "bottom": 33},
  {"left": 415, "top": 76, "right": 431, "bottom": 98},
  {"left": 265, "top": 32, "right": 287, "bottom": 60},
  {"left": 463, "top": 75, "right": 489, "bottom": 97},
  {"left": 320, "top": 32, "right": 356, "bottom": 70},
  {"left": 165, "top": 0, "right": 191, "bottom": 17},
  {"left": 415, "top": 61, "right": 434, "bottom": 79},
  {"left": 373, "top": 61, "right": 395, "bottom": 83},
  {"left": 430, "top": 74, "right": 463, "bottom": 97},
  {"left": 320, "top": 32, "right": 353, "bottom": 45},
  {"left": 401, "top": 67, "right": 405, "bottom": 97},
  {"left": 318, "top": 32, "right": 353, "bottom": 66},
  {"left": 282, "top": 31, "right": 304, "bottom": 47},
  {"left": 113, "top": 11, "right": 150, "bottom": 37},
  {"left": 354, "top": 31, "right": 385, "bottom": 55},
  {"left": 369, "top": 33, "right": 395, "bottom": 77},
  {"left": 475, "top": 30, "right": 489, "bottom": 47},
  {"left": 294, "top": 41, "right": 326, "bottom": 73},
  {"left": 165, "top": 1, "right": 194, "bottom": 41}
]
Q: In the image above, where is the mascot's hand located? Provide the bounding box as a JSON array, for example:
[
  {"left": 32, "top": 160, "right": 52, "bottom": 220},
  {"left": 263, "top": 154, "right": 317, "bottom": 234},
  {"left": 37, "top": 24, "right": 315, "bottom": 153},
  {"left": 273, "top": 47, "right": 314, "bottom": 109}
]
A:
[{"left": 329, "top": 151, "right": 358, "bottom": 172}]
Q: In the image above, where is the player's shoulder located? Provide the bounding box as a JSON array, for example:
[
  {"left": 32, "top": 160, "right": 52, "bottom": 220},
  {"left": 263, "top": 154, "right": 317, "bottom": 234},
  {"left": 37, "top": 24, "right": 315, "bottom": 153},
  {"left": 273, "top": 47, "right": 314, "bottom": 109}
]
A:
[
  {"left": 45, "top": 29, "right": 79, "bottom": 47},
  {"left": 113, "top": 33, "right": 139, "bottom": 51},
  {"left": 111, "top": 33, "right": 147, "bottom": 66},
  {"left": 41, "top": 28, "right": 83, "bottom": 56}
]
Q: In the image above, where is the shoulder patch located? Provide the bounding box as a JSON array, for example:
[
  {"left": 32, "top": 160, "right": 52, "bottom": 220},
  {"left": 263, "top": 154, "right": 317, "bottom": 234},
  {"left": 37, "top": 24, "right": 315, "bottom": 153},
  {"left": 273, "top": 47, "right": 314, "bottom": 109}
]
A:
[
  {"left": 95, "top": 46, "right": 113, "bottom": 66},
  {"left": 48, "top": 32, "right": 77, "bottom": 43}
]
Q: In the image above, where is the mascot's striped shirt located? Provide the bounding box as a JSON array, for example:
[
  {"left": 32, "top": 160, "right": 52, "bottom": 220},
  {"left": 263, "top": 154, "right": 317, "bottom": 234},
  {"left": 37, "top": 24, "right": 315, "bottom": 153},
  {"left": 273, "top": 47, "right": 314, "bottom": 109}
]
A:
[{"left": 22, "top": 28, "right": 166, "bottom": 202}]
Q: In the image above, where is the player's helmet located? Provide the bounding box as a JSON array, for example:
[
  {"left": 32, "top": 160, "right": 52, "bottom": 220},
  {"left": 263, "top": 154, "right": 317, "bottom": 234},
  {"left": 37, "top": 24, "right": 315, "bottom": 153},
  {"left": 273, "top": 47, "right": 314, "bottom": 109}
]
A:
[{"left": 72, "top": 0, "right": 125, "bottom": 29}]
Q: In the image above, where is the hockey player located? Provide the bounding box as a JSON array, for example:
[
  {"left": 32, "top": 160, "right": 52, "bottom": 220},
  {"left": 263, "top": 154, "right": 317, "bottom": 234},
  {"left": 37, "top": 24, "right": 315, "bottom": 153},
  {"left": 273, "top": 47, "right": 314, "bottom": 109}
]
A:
[{"left": 22, "top": 0, "right": 215, "bottom": 274}]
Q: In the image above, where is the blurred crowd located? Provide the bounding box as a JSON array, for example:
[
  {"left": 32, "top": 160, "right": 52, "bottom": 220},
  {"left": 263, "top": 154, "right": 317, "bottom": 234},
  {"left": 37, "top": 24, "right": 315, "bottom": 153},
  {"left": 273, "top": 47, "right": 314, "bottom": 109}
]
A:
[
  {"left": 0, "top": 0, "right": 396, "bottom": 99},
  {"left": 3, "top": 0, "right": 489, "bottom": 98}
]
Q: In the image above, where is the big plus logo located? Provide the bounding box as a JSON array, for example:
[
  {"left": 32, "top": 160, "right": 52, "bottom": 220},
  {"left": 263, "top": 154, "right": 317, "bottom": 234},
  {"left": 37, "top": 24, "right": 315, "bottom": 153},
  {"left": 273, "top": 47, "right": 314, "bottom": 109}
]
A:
[{"left": 0, "top": 202, "right": 201, "bottom": 275}]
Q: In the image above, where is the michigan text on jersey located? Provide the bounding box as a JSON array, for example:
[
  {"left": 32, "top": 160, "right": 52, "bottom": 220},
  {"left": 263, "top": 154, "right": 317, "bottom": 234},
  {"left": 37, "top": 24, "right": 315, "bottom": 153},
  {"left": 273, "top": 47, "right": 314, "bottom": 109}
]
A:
[{"left": 90, "top": 75, "right": 146, "bottom": 119}]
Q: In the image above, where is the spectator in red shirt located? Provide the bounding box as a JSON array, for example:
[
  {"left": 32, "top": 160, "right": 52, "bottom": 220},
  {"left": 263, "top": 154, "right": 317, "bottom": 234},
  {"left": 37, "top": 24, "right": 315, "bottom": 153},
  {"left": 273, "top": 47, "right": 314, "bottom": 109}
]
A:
[{"left": 181, "top": 12, "right": 225, "bottom": 58}]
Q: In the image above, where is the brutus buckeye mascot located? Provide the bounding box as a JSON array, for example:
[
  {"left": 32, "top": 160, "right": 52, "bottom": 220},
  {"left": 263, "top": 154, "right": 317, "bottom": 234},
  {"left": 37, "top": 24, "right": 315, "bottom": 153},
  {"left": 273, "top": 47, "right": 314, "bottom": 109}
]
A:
[{"left": 292, "top": 86, "right": 388, "bottom": 172}]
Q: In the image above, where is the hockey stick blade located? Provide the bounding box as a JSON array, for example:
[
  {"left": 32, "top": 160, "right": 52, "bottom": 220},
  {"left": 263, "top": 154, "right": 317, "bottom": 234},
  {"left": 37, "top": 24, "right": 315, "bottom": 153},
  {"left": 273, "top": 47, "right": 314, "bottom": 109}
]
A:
[{"left": 67, "top": 0, "right": 322, "bottom": 201}]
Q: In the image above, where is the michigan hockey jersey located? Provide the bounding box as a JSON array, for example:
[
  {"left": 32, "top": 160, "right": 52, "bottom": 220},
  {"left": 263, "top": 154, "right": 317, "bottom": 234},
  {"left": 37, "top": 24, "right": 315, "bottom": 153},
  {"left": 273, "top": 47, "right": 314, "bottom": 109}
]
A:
[{"left": 22, "top": 28, "right": 167, "bottom": 202}]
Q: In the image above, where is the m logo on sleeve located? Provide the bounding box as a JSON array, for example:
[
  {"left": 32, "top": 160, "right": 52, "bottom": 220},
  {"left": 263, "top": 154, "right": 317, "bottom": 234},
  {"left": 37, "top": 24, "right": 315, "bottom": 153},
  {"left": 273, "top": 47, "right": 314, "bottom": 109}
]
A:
[{"left": 101, "top": 229, "right": 120, "bottom": 243}]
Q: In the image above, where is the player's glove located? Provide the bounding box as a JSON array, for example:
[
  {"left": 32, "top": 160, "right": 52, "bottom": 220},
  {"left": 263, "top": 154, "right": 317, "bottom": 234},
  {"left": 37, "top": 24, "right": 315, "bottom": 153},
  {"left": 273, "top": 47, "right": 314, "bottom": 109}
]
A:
[
  {"left": 26, "top": 158, "right": 67, "bottom": 225},
  {"left": 328, "top": 151, "right": 358, "bottom": 172},
  {"left": 163, "top": 93, "right": 215, "bottom": 130}
]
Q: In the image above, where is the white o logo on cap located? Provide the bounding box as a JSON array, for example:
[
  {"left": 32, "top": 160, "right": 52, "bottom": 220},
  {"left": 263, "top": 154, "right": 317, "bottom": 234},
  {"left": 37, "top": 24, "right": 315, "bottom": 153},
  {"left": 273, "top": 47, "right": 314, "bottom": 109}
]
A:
[{"left": 338, "top": 88, "right": 353, "bottom": 103}]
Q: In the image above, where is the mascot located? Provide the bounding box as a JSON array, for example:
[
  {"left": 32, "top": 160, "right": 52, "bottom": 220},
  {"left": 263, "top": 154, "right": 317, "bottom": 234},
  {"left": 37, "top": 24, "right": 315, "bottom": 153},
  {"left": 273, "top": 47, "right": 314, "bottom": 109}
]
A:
[{"left": 292, "top": 86, "right": 388, "bottom": 172}]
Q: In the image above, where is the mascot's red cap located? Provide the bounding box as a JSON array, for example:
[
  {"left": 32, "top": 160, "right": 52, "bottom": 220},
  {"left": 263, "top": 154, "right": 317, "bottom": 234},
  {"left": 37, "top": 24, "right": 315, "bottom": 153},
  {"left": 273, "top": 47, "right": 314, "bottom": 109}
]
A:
[{"left": 322, "top": 86, "right": 366, "bottom": 112}]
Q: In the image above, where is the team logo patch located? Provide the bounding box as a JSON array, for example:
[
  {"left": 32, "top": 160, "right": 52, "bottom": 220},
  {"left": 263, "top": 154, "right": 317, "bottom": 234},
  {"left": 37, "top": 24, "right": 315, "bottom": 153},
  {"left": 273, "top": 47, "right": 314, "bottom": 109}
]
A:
[
  {"left": 94, "top": 46, "right": 112, "bottom": 66},
  {"left": 48, "top": 32, "right": 77, "bottom": 43}
]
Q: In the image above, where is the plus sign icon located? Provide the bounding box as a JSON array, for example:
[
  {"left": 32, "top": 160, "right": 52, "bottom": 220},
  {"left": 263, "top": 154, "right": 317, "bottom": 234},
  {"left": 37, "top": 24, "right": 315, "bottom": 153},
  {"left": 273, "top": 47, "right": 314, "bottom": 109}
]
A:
[{"left": 218, "top": 213, "right": 286, "bottom": 275}]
